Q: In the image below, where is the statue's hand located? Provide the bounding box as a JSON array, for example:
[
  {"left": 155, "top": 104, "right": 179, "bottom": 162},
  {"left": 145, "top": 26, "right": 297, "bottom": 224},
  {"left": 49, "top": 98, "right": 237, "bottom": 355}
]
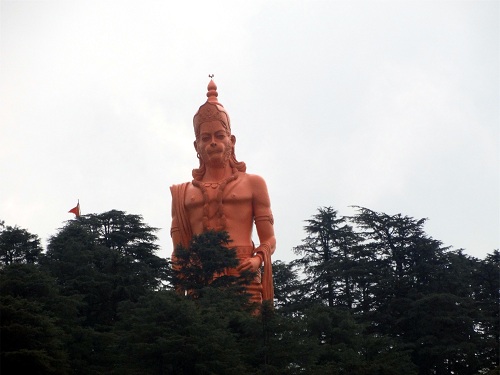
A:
[{"left": 236, "top": 256, "right": 262, "bottom": 273}]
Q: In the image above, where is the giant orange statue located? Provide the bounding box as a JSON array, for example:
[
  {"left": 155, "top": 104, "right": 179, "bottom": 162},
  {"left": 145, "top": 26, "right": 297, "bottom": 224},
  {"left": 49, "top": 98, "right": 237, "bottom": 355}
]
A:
[{"left": 170, "top": 77, "right": 276, "bottom": 304}]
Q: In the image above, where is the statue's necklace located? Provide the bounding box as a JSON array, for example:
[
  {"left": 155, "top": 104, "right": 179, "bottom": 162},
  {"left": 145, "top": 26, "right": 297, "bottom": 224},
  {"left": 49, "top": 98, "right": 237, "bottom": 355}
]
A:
[{"left": 192, "top": 169, "right": 238, "bottom": 231}]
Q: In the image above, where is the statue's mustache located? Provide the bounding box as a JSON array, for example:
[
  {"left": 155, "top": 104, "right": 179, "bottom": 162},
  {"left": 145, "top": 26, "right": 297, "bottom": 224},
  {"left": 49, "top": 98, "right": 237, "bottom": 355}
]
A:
[{"left": 207, "top": 148, "right": 223, "bottom": 154}]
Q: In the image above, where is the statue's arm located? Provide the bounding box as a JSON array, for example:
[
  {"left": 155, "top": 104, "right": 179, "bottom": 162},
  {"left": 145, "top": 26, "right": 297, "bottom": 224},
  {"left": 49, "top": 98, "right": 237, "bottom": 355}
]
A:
[
  {"left": 250, "top": 174, "right": 276, "bottom": 301},
  {"left": 236, "top": 174, "right": 276, "bottom": 273},
  {"left": 251, "top": 175, "right": 276, "bottom": 258}
]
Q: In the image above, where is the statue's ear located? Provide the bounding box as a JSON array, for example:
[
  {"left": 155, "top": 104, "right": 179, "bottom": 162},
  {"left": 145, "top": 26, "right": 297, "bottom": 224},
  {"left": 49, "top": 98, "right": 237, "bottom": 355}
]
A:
[
  {"left": 230, "top": 135, "right": 236, "bottom": 146},
  {"left": 193, "top": 140, "right": 198, "bottom": 152}
]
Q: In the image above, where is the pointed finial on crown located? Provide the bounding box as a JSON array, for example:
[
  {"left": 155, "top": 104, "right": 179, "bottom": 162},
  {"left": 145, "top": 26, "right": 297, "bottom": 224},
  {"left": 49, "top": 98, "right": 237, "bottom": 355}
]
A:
[
  {"left": 206, "top": 74, "right": 219, "bottom": 104},
  {"left": 193, "top": 75, "right": 231, "bottom": 137}
]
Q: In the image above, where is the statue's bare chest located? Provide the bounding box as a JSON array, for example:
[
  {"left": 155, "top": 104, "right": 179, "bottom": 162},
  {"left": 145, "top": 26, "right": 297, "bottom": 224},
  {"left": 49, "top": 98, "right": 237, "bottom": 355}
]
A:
[{"left": 184, "top": 179, "right": 251, "bottom": 210}]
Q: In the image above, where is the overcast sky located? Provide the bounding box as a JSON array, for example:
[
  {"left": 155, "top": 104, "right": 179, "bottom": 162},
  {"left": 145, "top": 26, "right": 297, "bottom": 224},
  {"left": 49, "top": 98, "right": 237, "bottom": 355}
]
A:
[{"left": 1, "top": 0, "right": 498, "bottom": 262}]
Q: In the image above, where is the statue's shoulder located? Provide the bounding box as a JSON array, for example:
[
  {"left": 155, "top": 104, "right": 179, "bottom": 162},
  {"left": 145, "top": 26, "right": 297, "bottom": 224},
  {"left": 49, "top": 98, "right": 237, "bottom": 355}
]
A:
[
  {"left": 171, "top": 181, "right": 191, "bottom": 188},
  {"left": 240, "top": 172, "right": 268, "bottom": 187},
  {"left": 170, "top": 181, "right": 192, "bottom": 195}
]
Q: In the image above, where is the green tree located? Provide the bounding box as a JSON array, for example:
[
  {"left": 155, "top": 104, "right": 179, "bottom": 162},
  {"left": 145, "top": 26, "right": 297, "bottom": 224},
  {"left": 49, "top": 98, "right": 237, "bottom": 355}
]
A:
[
  {"left": 113, "top": 288, "right": 270, "bottom": 375},
  {"left": 113, "top": 230, "right": 268, "bottom": 374},
  {"left": 42, "top": 211, "right": 168, "bottom": 325},
  {"left": 0, "top": 221, "right": 43, "bottom": 265},
  {"left": 293, "top": 207, "right": 361, "bottom": 309},
  {"left": 351, "top": 207, "right": 488, "bottom": 375},
  {"left": 351, "top": 206, "right": 448, "bottom": 321},
  {"left": 79, "top": 210, "right": 168, "bottom": 290},
  {"left": 304, "top": 305, "right": 417, "bottom": 375},
  {"left": 403, "top": 292, "right": 480, "bottom": 375},
  {"left": 0, "top": 263, "right": 72, "bottom": 374},
  {"left": 272, "top": 260, "right": 305, "bottom": 316},
  {"left": 171, "top": 230, "right": 249, "bottom": 301},
  {"left": 471, "top": 250, "right": 499, "bottom": 373},
  {"left": 253, "top": 302, "right": 321, "bottom": 374},
  {"left": 39, "top": 211, "right": 168, "bottom": 373},
  {"left": 41, "top": 220, "right": 117, "bottom": 327}
]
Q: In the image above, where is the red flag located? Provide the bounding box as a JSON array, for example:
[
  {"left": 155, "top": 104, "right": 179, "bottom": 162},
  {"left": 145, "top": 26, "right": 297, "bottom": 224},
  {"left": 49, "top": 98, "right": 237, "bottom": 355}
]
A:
[{"left": 69, "top": 201, "right": 80, "bottom": 217}]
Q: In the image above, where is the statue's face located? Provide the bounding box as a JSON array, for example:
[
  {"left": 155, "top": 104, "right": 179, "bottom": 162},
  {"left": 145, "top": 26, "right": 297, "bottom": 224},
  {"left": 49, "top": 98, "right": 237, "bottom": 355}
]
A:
[{"left": 194, "top": 121, "right": 235, "bottom": 168}]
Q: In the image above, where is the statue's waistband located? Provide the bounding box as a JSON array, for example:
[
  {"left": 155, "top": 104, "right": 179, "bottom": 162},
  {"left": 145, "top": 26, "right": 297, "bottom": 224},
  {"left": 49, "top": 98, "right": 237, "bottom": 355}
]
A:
[{"left": 232, "top": 245, "right": 254, "bottom": 259}]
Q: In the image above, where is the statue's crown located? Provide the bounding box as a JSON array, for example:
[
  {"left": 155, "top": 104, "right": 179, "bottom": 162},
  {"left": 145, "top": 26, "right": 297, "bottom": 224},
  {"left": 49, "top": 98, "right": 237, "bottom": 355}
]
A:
[{"left": 193, "top": 77, "right": 231, "bottom": 137}]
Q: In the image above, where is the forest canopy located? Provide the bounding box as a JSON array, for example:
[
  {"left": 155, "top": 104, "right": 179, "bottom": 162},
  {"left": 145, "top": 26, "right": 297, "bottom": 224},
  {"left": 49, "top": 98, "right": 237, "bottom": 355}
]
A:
[{"left": 1, "top": 208, "right": 498, "bottom": 375}]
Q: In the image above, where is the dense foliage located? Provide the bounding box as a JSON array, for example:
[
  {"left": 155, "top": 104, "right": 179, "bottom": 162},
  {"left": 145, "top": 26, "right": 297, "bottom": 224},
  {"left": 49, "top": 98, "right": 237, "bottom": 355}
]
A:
[{"left": 1, "top": 208, "right": 498, "bottom": 374}]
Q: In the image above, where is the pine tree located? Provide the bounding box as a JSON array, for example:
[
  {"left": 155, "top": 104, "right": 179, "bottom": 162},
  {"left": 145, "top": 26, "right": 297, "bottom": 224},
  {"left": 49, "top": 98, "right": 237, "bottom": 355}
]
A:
[
  {"left": 0, "top": 221, "right": 43, "bottom": 265},
  {"left": 0, "top": 264, "right": 72, "bottom": 374},
  {"left": 293, "top": 207, "right": 361, "bottom": 309}
]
